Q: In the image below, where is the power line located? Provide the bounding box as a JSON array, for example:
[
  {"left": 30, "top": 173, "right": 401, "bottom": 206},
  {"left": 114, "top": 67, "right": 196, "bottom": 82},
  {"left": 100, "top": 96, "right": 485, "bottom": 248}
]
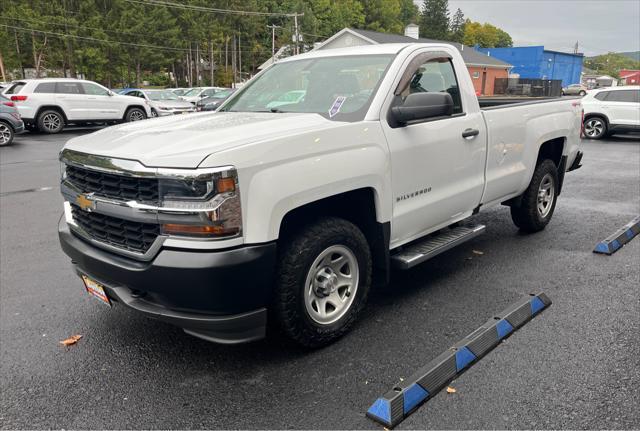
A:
[
  {"left": 125, "top": 0, "right": 301, "bottom": 17},
  {"left": 2, "top": 24, "right": 271, "bottom": 54}
]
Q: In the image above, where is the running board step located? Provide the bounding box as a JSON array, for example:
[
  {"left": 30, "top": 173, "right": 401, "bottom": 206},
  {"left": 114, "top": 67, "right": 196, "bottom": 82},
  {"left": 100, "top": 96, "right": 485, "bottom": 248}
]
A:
[{"left": 391, "top": 225, "right": 486, "bottom": 270}]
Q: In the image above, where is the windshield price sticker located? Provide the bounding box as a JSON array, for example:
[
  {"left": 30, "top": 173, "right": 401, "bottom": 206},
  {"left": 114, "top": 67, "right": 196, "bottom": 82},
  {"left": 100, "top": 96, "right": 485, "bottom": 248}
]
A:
[{"left": 328, "top": 96, "right": 347, "bottom": 118}]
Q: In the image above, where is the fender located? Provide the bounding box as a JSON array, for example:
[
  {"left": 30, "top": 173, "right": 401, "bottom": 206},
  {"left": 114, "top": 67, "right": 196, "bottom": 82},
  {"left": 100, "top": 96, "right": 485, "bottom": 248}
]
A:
[{"left": 200, "top": 121, "right": 392, "bottom": 244}]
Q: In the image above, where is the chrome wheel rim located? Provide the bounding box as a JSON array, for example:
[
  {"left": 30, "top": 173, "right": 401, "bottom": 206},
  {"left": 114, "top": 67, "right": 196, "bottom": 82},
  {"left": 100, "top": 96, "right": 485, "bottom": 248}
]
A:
[
  {"left": 0, "top": 124, "right": 11, "bottom": 145},
  {"left": 584, "top": 119, "right": 603, "bottom": 137},
  {"left": 42, "top": 113, "right": 61, "bottom": 131},
  {"left": 304, "top": 245, "right": 359, "bottom": 325},
  {"left": 129, "top": 110, "right": 145, "bottom": 121},
  {"left": 537, "top": 173, "right": 555, "bottom": 218}
]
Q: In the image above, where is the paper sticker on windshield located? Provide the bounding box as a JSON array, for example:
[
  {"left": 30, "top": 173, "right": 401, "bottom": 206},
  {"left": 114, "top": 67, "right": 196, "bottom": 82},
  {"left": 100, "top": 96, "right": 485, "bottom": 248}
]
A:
[{"left": 328, "top": 96, "right": 347, "bottom": 118}]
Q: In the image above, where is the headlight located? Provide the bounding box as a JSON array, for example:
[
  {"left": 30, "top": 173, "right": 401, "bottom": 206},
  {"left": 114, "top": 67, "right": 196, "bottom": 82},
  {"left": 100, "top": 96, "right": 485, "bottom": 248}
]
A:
[{"left": 158, "top": 168, "right": 242, "bottom": 239}]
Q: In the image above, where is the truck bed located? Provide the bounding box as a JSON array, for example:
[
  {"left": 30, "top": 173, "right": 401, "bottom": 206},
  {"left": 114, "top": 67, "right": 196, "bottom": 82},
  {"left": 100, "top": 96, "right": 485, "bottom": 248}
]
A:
[{"left": 479, "top": 96, "right": 579, "bottom": 109}]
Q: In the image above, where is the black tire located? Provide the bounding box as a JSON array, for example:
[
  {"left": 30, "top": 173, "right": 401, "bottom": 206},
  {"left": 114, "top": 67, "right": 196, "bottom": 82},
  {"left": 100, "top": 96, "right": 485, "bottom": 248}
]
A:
[
  {"left": 583, "top": 116, "right": 607, "bottom": 139},
  {"left": 579, "top": 90, "right": 586, "bottom": 96},
  {"left": 510, "top": 159, "right": 559, "bottom": 233},
  {"left": 151, "top": 108, "right": 158, "bottom": 118},
  {"left": 125, "top": 107, "right": 147, "bottom": 122},
  {"left": 0, "top": 121, "right": 14, "bottom": 146},
  {"left": 274, "top": 217, "right": 372, "bottom": 348},
  {"left": 36, "top": 109, "right": 65, "bottom": 134}
]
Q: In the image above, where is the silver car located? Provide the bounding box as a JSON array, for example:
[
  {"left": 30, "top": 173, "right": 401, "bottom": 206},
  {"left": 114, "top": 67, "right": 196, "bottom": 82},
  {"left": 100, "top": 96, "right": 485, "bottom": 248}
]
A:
[
  {"left": 562, "top": 84, "right": 588, "bottom": 96},
  {"left": 122, "top": 89, "right": 195, "bottom": 117}
]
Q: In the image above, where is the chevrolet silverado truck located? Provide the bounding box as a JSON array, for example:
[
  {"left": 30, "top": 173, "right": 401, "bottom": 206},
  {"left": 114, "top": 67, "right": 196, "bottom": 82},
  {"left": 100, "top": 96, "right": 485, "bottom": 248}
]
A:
[{"left": 58, "top": 44, "right": 583, "bottom": 347}]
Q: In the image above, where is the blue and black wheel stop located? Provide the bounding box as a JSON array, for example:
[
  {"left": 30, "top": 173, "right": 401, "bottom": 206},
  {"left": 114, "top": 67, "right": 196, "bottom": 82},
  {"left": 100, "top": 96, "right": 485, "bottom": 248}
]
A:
[
  {"left": 366, "top": 292, "right": 552, "bottom": 428},
  {"left": 594, "top": 216, "right": 640, "bottom": 255}
]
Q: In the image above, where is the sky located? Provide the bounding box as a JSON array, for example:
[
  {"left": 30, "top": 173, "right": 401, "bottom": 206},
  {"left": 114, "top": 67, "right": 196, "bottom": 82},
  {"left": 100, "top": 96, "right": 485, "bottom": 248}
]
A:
[{"left": 416, "top": 0, "right": 640, "bottom": 56}]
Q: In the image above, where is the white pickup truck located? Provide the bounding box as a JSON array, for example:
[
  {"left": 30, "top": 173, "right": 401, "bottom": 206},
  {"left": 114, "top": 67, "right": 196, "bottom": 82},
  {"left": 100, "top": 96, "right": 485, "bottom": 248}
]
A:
[{"left": 58, "top": 44, "right": 583, "bottom": 347}]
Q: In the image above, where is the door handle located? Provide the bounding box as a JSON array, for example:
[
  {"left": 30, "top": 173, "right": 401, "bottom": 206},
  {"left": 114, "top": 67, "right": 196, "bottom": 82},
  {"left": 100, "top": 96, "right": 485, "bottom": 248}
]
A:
[{"left": 462, "top": 128, "right": 479, "bottom": 139}]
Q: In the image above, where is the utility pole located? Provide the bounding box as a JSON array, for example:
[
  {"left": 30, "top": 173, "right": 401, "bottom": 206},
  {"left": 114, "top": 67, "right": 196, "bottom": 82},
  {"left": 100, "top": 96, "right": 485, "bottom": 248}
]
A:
[
  {"left": 238, "top": 33, "right": 242, "bottom": 84},
  {"left": 267, "top": 24, "right": 280, "bottom": 65},
  {"left": 209, "top": 39, "right": 214, "bottom": 86},
  {"left": 195, "top": 42, "right": 200, "bottom": 87},
  {"left": 293, "top": 14, "right": 299, "bottom": 55}
]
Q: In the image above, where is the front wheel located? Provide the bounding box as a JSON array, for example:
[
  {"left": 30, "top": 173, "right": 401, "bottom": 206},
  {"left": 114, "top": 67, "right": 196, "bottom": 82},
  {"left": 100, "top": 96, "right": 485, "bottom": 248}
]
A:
[
  {"left": 274, "top": 217, "right": 372, "bottom": 348},
  {"left": 510, "top": 160, "right": 559, "bottom": 233},
  {"left": 583, "top": 117, "right": 607, "bottom": 139},
  {"left": 0, "top": 121, "right": 14, "bottom": 146},
  {"left": 579, "top": 90, "right": 586, "bottom": 96},
  {"left": 125, "top": 107, "right": 147, "bottom": 122}
]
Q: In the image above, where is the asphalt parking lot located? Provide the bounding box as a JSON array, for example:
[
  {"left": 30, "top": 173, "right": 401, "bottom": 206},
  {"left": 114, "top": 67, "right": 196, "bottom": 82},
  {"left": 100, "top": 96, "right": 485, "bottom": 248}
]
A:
[{"left": 1, "top": 130, "right": 639, "bottom": 429}]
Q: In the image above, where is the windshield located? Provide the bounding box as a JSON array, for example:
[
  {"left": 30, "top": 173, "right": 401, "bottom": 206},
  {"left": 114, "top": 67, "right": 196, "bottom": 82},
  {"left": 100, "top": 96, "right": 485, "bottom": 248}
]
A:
[
  {"left": 183, "top": 87, "right": 202, "bottom": 96},
  {"left": 221, "top": 54, "right": 394, "bottom": 121},
  {"left": 146, "top": 90, "right": 179, "bottom": 101},
  {"left": 211, "top": 89, "right": 234, "bottom": 98}
]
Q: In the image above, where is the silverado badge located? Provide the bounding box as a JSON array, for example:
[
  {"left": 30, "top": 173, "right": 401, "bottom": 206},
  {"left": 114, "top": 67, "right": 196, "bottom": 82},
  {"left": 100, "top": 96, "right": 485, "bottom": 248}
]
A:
[{"left": 75, "top": 194, "right": 96, "bottom": 212}]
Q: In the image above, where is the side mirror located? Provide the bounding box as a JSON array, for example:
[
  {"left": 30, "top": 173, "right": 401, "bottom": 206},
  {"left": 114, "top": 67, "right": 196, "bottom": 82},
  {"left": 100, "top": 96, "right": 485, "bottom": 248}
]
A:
[{"left": 390, "top": 92, "right": 453, "bottom": 127}]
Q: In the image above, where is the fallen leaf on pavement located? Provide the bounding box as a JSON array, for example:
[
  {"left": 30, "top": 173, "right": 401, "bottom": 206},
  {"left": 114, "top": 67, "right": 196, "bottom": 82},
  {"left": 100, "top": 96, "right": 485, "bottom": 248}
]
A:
[
  {"left": 472, "top": 250, "right": 484, "bottom": 255},
  {"left": 446, "top": 386, "right": 457, "bottom": 394},
  {"left": 60, "top": 334, "right": 82, "bottom": 346}
]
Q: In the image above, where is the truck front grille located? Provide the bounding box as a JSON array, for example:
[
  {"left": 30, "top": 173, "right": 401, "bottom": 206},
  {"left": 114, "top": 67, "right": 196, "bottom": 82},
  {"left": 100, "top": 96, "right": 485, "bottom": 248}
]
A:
[
  {"left": 66, "top": 165, "right": 159, "bottom": 203},
  {"left": 71, "top": 204, "right": 160, "bottom": 253}
]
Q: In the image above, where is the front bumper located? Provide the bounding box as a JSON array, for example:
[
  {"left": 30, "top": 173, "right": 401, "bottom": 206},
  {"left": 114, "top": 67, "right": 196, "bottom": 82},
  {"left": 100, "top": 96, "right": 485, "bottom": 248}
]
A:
[
  {"left": 58, "top": 216, "right": 277, "bottom": 344},
  {"left": 156, "top": 109, "right": 195, "bottom": 116}
]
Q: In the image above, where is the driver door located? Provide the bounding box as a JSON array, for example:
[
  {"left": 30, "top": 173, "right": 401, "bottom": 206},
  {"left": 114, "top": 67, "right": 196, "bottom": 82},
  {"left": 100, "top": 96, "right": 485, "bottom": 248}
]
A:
[{"left": 382, "top": 53, "right": 487, "bottom": 246}]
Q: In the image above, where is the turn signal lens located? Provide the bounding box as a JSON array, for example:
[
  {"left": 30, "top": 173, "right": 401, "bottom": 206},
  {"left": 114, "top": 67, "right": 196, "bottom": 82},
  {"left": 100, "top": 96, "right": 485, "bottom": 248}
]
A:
[
  {"left": 216, "top": 177, "right": 235, "bottom": 193},
  {"left": 162, "top": 223, "right": 240, "bottom": 237}
]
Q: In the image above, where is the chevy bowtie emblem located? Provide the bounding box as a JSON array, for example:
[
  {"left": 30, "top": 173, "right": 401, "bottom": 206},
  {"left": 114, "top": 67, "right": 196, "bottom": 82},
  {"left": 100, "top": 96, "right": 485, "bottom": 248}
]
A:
[{"left": 75, "top": 194, "right": 95, "bottom": 212}]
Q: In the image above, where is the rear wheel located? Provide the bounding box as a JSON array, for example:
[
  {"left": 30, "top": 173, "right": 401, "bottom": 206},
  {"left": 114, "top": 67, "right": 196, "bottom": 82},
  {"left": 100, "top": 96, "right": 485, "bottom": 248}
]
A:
[
  {"left": 274, "top": 217, "right": 372, "bottom": 348},
  {"left": 37, "top": 110, "right": 64, "bottom": 134},
  {"left": 510, "top": 159, "right": 559, "bottom": 233},
  {"left": 579, "top": 90, "right": 586, "bottom": 96},
  {"left": 125, "top": 107, "right": 146, "bottom": 122},
  {"left": 583, "top": 117, "right": 607, "bottom": 139},
  {"left": 0, "top": 121, "right": 14, "bottom": 146}
]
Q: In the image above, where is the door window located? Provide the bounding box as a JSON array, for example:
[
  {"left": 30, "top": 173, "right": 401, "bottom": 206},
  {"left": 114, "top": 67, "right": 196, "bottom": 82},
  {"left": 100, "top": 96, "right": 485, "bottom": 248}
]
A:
[
  {"left": 34, "top": 82, "right": 57, "bottom": 93},
  {"left": 403, "top": 60, "right": 463, "bottom": 114},
  {"left": 606, "top": 90, "right": 639, "bottom": 103},
  {"left": 81, "top": 83, "right": 110, "bottom": 96},
  {"left": 56, "top": 82, "right": 83, "bottom": 94},
  {"left": 202, "top": 89, "right": 216, "bottom": 97}
]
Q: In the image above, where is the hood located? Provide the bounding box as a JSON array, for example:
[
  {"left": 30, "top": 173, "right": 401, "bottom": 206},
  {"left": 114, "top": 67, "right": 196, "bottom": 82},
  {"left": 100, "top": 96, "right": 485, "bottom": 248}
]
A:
[{"left": 63, "top": 112, "right": 335, "bottom": 168}]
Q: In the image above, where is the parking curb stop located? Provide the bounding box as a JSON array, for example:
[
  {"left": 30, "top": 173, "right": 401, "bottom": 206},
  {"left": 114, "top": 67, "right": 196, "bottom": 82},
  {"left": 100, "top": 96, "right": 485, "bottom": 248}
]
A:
[
  {"left": 593, "top": 216, "right": 640, "bottom": 255},
  {"left": 365, "top": 292, "right": 552, "bottom": 428}
]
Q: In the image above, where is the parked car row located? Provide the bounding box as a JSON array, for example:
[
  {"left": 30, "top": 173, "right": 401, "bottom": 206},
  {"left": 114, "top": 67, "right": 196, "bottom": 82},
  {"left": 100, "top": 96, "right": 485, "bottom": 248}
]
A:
[{"left": 0, "top": 78, "right": 236, "bottom": 137}]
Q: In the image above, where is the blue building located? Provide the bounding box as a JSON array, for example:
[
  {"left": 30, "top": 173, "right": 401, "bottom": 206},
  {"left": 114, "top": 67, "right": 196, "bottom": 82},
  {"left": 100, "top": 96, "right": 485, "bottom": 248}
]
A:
[{"left": 476, "top": 46, "right": 583, "bottom": 87}]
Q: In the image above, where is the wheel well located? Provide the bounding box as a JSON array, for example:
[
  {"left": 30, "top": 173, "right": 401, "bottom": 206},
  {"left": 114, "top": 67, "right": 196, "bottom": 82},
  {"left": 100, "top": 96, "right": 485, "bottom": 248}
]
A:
[
  {"left": 278, "top": 188, "right": 390, "bottom": 283},
  {"left": 537, "top": 137, "right": 564, "bottom": 168},
  {"left": 123, "top": 105, "right": 147, "bottom": 119},
  {"left": 0, "top": 119, "right": 13, "bottom": 131},
  {"left": 35, "top": 106, "right": 67, "bottom": 123},
  {"left": 584, "top": 113, "right": 609, "bottom": 126}
]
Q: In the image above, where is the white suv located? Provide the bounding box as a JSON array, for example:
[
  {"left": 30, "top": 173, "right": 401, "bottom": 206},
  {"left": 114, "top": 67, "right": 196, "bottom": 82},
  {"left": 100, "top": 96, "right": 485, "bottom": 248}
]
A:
[
  {"left": 582, "top": 86, "right": 640, "bottom": 139},
  {"left": 2, "top": 79, "right": 152, "bottom": 133}
]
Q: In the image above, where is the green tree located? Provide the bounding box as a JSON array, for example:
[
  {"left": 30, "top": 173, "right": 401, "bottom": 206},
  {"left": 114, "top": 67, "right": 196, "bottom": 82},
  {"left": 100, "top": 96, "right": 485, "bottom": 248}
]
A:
[
  {"left": 462, "top": 20, "right": 513, "bottom": 48},
  {"left": 449, "top": 7, "right": 465, "bottom": 43},
  {"left": 584, "top": 53, "right": 640, "bottom": 78},
  {"left": 361, "top": 0, "right": 403, "bottom": 34},
  {"left": 420, "top": 0, "right": 449, "bottom": 40},
  {"left": 399, "top": 0, "right": 419, "bottom": 26}
]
